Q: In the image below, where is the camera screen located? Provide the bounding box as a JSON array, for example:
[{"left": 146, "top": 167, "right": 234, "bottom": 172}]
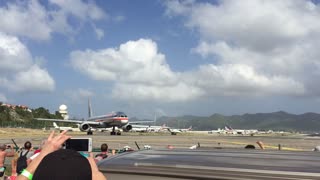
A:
[{"left": 65, "top": 139, "right": 89, "bottom": 151}]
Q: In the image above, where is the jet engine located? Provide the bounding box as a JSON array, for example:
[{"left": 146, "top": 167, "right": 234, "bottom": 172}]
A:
[
  {"left": 80, "top": 123, "right": 91, "bottom": 131},
  {"left": 122, "top": 124, "right": 132, "bottom": 132}
]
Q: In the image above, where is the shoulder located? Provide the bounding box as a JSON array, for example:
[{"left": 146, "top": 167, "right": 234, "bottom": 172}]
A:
[
  {"left": 0, "top": 150, "right": 5, "bottom": 156},
  {"left": 95, "top": 153, "right": 108, "bottom": 158},
  {"left": 20, "top": 150, "right": 30, "bottom": 156}
]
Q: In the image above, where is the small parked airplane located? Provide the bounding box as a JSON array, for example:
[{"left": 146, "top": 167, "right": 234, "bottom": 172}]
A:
[
  {"left": 224, "top": 125, "right": 258, "bottom": 135},
  {"left": 129, "top": 124, "right": 168, "bottom": 133},
  {"left": 168, "top": 126, "right": 193, "bottom": 135},
  {"left": 52, "top": 122, "right": 80, "bottom": 132}
]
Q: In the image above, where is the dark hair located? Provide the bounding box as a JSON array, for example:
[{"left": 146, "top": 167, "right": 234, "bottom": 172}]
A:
[
  {"left": 24, "top": 141, "right": 32, "bottom": 150},
  {"left": 244, "top": 144, "right": 255, "bottom": 149},
  {"left": 100, "top": 143, "right": 108, "bottom": 152},
  {"left": 33, "top": 149, "right": 91, "bottom": 180}
]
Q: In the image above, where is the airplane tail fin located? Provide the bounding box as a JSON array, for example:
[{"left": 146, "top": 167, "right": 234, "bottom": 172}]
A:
[
  {"left": 88, "top": 98, "right": 92, "bottom": 118},
  {"left": 53, "top": 122, "right": 59, "bottom": 128},
  {"left": 188, "top": 126, "right": 193, "bottom": 130},
  {"left": 225, "top": 125, "right": 233, "bottom": 131}
]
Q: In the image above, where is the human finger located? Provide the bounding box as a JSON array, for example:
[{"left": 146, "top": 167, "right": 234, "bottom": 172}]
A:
[
  {"left": 59, "top": 130, "right": 68, "bottom": 136},
  {"left": 51, "top": 131, "right": 71, "bottom": 149},
  {"left": 47, "top": 131, "right": 55, "bottom": 141},
  {"left": 57, "top": 135, "right": 71, "bottom": 146},
  {"left": 87, "top": 152, "right": 95, "bottom": 165}
]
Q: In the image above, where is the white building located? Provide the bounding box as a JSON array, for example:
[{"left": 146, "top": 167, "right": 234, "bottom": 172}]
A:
[{"left": 59, "top": 104, "right": 69, "bottom": 120}]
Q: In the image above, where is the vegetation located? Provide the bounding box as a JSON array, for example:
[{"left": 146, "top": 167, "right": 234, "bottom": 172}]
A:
[{"left": 0, "top": 106, "right": 63, "bottom": 128}]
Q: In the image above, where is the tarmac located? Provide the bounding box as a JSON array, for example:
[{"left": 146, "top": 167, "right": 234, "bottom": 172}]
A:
[
  {"left": 1, "top": 130, "right": 319, "bottom": 151},
  {"left": 1, "top": 129, "right": 320, "bottom": 179}
]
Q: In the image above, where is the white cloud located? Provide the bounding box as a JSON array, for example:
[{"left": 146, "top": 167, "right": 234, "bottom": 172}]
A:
[
  {"left": 70, "top": 39, "right": 177, "bottom": 85},
  {"left": 0, "top": 32, "right": 33, "bottom": 72},
  {"left": 0, "top": 0, "right": 107, "bottom": 41},
  {"left": 93, "top": 25, "right": 104, "bottom": 40},
  {"left": 49, "top": 0, "right": 106, "bottom": 20},
  {"left": 7, "top": 65, "right": 55, "bottom": 92},
  {"left": 0, "top": 0, "right": 51, "bottom": 41},
  {"left": 0, "top": 33, "right": 55, "bottom": 93},
  {"left": 186, "top": 64, "right": 305, "bottom": 97},
  {"left": 164, "top": 0, "right": 195, "bottom": 17},
  {"left": 167, "top": 0, "right": 320, "bottom": 52},
  {"left": 164, "top": 0, "right": 320, "bottom": 97},
  {"left": 70, "top": 39, "right": 303, "bottom": 102},
  {"left": 70, "top": 39, "right": 201, "bottom": 101}
]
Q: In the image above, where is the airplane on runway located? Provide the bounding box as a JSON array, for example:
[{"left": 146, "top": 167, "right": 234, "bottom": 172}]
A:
[
  {"left": 35, "top": 100, "right": 152, "bottom": 135},
  {"left": 53, "top": 122, "right": 80, "bottom": 132},
  {"left": 128, "top": 124, "right": 168, "bottom": 132},
  {"left": 179, "top": 126, "right": 193, "bottom": 132},
  {"left": 224, "top": 125, "right": 258, "bottom": 135},
  {"left": 167, "top": 126, "right": 193, "bottom": 135}
]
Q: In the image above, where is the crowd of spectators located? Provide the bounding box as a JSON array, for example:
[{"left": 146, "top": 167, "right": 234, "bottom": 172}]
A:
[{"left": 0, "top": 131, "right": 108, "bottom": 180}]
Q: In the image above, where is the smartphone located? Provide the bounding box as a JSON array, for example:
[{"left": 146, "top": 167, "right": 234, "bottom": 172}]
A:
[{"left": 64, "top": 138, "right": 92, "bottom": 152}]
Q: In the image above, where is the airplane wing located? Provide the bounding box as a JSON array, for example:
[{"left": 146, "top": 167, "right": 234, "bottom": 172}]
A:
[
  {"left": 35, "top": 118, "right": 100, "bottom": 125},
  {"left": 128, "top": 121, "right": 155, "bottom": 125},
  {"left": 169, "top": 129, "right": 181, "bottom": 133}
]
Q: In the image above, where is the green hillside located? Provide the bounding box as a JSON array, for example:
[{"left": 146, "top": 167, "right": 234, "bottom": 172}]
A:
[{"left": 0, "top": 104, "right": 64, "bottom": 128}]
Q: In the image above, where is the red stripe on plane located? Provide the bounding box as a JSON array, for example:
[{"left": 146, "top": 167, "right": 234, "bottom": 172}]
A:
[{"left": 94, "top": 118, "right": 128, "bottom": 122}]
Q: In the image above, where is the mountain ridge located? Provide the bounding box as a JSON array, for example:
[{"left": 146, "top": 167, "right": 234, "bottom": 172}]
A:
[{"left": 131, "top": 111, "right": 320, "bottom": 132}]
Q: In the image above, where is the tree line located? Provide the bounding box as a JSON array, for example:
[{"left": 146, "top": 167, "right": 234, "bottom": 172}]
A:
[{"left": 0, "top": 104, "right": 64, "bottom": 129}]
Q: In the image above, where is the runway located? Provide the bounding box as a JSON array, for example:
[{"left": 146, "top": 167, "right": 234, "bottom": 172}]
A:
[{"left": 1, "top": 129, "right": 320, "bottom": 151}]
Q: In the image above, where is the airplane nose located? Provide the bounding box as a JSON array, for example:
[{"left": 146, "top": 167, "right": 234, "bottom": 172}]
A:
[{"left": 121, "top": 120, "right": 128, "bottom": 124}]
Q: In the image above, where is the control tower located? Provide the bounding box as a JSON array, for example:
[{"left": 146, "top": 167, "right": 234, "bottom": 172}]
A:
[{"left": 59, "top": 104, "right": 69, "bottom": 120}]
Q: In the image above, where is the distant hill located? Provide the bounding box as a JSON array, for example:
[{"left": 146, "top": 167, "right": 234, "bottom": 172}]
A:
[{"left": 132, "top": 111, "right": 320, "bottom": 132}]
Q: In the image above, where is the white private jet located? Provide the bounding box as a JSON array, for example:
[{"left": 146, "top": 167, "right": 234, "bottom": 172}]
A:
[{"left": 52, "top": 122, "right": 80, "bottom": 132}]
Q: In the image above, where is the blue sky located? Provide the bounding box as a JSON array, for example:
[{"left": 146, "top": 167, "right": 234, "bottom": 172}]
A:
[{"left": 1, "top": 0, "right": 320, "bottom": 119}]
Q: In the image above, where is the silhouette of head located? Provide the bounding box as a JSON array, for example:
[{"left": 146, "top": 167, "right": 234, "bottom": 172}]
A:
[
  {"left": 100, "top": 143, "right": 108, "bottom": 152},
  {"left": 0, "top": 144, "right": 5, "bottom": 151},
  {"left": 24, "top": 141, "right": 32, "bottom": 150},
  {"left": 33, "top": 149, "right": 92, "bottom": 180}
]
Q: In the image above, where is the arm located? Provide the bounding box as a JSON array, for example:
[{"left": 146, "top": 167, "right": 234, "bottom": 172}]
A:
[
  {"left": 17, "top": 130, "right": 71, "bottom": 180},
  {"left": 87, "top": 153, "right": 107, "bottom": 180}
]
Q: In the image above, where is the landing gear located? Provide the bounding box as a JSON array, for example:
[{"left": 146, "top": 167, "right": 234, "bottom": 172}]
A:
[
  {"left": 110, "top": 126, "right": 121, "bottom": 135},
  {"left": 87, "top": 131, "right": 93, "bottom": 135}
]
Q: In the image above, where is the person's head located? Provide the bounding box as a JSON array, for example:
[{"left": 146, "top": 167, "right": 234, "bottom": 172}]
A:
[
  {"left": 100, "top": 143, "right": 108, "bottom": 152},
  {"left": 33, "top": 149, "right": 92, "bottom": 180},
  {"left": 0, "top": 144, "right": 6, "bottom": 151},
  {"left": 24, "top": 141, "right": 32, "bottom": 150}
]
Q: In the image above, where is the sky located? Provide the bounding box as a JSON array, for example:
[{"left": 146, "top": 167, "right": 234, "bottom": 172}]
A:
[{"left": 1, "top": 0, "right": 320, "bottom": 119}]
